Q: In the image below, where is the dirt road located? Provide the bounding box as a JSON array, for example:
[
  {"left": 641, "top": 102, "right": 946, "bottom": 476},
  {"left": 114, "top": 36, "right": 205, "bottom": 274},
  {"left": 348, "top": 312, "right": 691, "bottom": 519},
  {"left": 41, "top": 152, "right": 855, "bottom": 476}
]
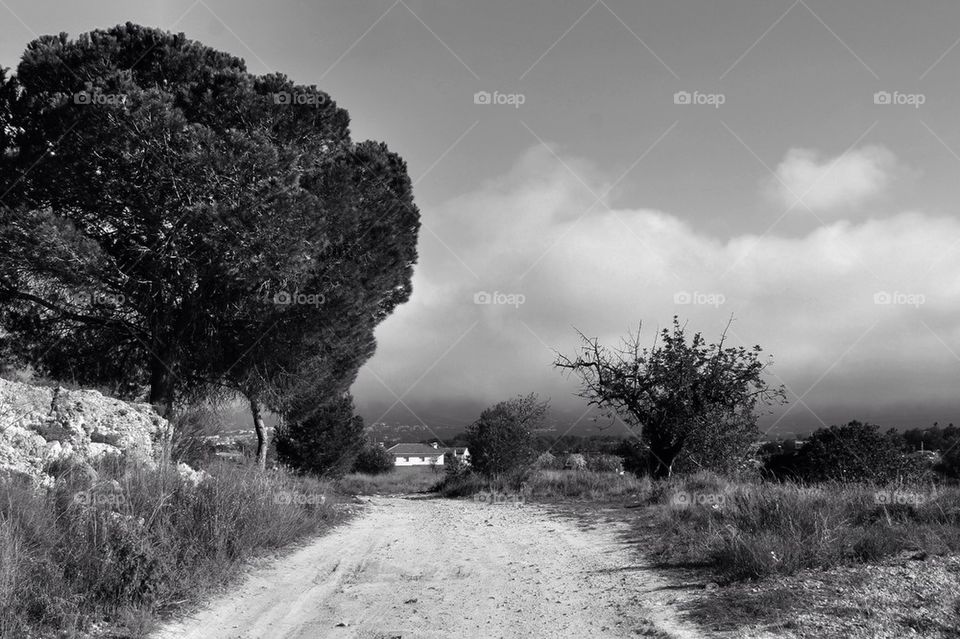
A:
[{"left": 154, "top": 496, "right": 701, "bottom": 639}]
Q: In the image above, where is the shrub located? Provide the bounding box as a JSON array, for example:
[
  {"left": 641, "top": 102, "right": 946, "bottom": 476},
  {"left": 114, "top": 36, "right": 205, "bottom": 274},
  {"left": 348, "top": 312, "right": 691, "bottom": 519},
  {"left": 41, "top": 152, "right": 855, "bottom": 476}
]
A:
[
  {"left": 444, "top": 454, "right": 469, "bottom": 479},
  {"left": 352, "top": 445, "right": 395, "bottom": 475},
  {"left": 466, "top": 393, "right": 546, "bottom": 477},
  {"left": 765, "top": 421, "right": 913, "bottom": 483},
  {"left": 274, "top": 394, "right": 364, "bottom": 478},
  {"left": 586, "top": 453, "right": 623, "bottom": 473},
  {"left": 565, "top": 453, "right": 587, "bottom": 470},
  {"left": 936, "top": 446, "right": 960, "bottom": 479},
  {"left": 533, "top": 451, "right": 560, "bottom": 470},
  {"left": 615, "top": 438, "right": 648, "bottom": 475}
]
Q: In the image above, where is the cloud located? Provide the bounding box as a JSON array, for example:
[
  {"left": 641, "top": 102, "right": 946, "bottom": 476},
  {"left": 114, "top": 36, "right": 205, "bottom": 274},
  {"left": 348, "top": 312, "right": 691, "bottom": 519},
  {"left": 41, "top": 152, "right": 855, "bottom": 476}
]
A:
[
  {"left": 769, "top": 145, "right": 898, "bottom": 213},
  {"left": 354, "top": 145, "right": 960, "bottom": 433}
]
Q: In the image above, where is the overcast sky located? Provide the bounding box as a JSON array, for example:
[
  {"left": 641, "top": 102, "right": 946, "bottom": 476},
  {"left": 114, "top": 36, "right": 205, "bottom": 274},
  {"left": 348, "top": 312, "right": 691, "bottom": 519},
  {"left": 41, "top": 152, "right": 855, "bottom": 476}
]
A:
[{"left": 3, "top": 1, "right": 960, "bottom": 438}]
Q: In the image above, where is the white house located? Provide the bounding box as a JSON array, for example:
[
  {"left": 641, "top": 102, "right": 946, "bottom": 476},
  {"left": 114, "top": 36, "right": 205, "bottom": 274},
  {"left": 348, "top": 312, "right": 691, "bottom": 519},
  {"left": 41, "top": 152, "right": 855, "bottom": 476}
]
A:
[
  {"left": 386, "top": 442, "right": 470, "bottom": 466},
  {"left": 387, "top": 442, "right": 445, "bottom": 466}
]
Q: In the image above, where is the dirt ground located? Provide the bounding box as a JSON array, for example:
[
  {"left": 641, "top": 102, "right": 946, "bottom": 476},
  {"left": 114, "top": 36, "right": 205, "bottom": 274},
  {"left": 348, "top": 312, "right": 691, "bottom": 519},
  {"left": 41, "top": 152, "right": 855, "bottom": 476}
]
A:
[{"left": 153, "top": 495, "right": 704, "bottom": 639}]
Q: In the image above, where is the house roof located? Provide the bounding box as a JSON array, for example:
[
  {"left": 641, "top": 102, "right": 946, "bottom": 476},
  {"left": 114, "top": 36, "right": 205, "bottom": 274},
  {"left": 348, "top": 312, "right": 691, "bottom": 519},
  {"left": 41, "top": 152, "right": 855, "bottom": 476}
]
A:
[{"left": 386, "top": 443, "right": 443, "bottom": 456}]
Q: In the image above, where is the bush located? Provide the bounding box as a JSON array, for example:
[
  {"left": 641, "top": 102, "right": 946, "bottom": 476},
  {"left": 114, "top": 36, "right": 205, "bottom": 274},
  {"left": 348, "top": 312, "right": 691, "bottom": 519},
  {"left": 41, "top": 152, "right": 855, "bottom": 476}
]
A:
[
  {"left": 586, "top": 453, "right": 623, "bottom": 473},
  {"left": 0, "top": 457, "right": 338, "bottom": 638},
  {"left": 764, "top": 421, "right": 914, "bottom": 483},
  {"left": 533, "top": 451, "right": 561, "bottom": 470},
  {"left": 936, "top": 446, "right": 960, "bottom": 479},
  {"left": 465, "top": 393, "right": 546, "bottom": 477},
  {"left": 615, "top": 438, "right": 648, "bottom": 475},
  {"left": 352, "top": 445, "right": 395, "bottom": 475},
  {"left": 565, "top": 453, "right": 586, "bottom": 470},
  {"left": 444, "top": 454, "right": 469, "bottom": 480},
  {"left": 274, "top": 394, "right": 364, "bottom": 478}
]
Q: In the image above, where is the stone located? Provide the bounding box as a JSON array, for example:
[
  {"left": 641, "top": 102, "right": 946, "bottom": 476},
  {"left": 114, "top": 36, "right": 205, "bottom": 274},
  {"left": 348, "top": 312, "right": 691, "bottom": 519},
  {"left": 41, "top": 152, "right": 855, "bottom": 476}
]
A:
[{"left": 0, "top": 377, "right": 172, "bottom": 487}]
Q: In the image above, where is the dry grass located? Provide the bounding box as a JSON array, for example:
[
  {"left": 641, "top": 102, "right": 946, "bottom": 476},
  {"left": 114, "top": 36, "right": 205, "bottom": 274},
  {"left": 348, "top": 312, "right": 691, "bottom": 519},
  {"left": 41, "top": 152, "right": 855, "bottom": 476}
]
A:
[
  {"left": 0, "top": 457, "right": 341, "bottom": 638},
  {"left": 436, "top": 468, "right": 651, "bottom": 502},
  {"left": 647, "top": 472, "right": 960, "bottom": 582},
  {"left": 337, "top": 465, "right": 443, "bottom": 495}
]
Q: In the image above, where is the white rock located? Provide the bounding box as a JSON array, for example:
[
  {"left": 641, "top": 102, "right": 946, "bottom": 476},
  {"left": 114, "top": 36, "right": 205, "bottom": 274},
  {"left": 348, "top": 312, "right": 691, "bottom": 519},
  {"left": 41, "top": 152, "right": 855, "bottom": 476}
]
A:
[{"left": 0, "top": 378, "right": 172, "bottom": 486}]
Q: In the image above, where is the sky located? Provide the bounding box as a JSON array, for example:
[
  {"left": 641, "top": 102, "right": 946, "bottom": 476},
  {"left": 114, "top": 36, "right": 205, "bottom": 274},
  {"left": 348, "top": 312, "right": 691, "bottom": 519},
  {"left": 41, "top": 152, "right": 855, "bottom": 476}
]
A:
[{"left": 2, "top": 0, "right": 959, "bottom": 438}]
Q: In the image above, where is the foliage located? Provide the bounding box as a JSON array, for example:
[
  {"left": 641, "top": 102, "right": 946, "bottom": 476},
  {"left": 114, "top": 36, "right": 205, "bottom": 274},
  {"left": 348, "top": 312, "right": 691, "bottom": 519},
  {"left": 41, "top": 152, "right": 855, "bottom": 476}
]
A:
[
  {"left": 556, "top": 317, "right": 786, "bottom": 478},
  {"left": 436, "top": 468, "right": 650, "bottom": 501},
  {"left": 0, "top": 24, "right": 419, "bottom": 423},
  {"left": 0, "top": 457, "right": 338, "bottom": 638},
  {"left": 352, "top": 444, "right": 395, "bottom": 475},
  {"left": 169, "top": 404, "right": 225, "bottom": 466},
  {"left": 274, "top": 394, "right": 365, "bottom": 477},
  {"left": 936, "top": 446, "right": 960, "bottom": 479},
  {"left": 763, "top": 421, "right": 919, "bottom": 483},
  {"left": 649, "top": 475, "right": 960, "bottom": 583},
  {"left": 585, "top": 453, "right": 623, "bottom": 473},
  {"left": 465, "top": 393, "right": 547, "bottom": 477},
  {"left": 565, "top": 453, "right": 587, "bottom": 470},
  {"left": 533, "top": 451, "right": 560, "bottom": 470},
  {"left": 615, "top": 438, "right": 649, "bottom": 475}
]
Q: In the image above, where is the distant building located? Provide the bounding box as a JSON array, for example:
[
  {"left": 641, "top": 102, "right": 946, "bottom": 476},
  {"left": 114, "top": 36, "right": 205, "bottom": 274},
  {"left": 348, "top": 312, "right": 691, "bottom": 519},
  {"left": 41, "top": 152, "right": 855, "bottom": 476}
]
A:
[
  {"left": 387, "top": 442, "right": 445, "bottom": 466},
  {"left": 386, "top": 442, "right": 470, "bottom": 466},
  {"left": 444, "top": 446, "right": 470, "bottom": 464}
]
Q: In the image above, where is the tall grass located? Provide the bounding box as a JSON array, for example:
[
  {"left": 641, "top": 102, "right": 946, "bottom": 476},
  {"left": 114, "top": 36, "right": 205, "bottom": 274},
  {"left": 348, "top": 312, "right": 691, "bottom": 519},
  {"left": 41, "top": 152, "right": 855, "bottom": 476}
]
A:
[
  {"left": 336, "top": 465, "right": 442, "bottom": 495},
  {"left": 648, "top": 472, "right": 960, "bottom": 582},
  {"left": 436, "top": 468, "right": 652, "bottom": 501},
  {"left": 0, "top": 457, "right": 340, "bottom": 638}
]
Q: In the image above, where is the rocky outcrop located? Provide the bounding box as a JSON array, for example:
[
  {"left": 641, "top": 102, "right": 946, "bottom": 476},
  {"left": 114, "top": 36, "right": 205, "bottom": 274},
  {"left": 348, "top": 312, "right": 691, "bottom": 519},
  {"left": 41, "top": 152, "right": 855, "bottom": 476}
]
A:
[{"left": 0, "top": 378, "right": 171, "bottom": 486}]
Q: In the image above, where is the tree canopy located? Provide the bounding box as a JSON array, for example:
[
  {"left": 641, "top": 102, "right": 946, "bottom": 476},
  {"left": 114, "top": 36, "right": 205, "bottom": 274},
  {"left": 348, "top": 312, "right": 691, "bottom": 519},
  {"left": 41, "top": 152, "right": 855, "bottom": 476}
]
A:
[{"left": 0, "top": 24, "right": 419, "bottom": 467}]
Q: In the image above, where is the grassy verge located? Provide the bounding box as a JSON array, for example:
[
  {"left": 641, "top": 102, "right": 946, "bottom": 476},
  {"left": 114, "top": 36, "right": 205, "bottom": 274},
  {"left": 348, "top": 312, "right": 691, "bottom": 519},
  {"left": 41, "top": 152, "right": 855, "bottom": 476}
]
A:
[
  {"left": 435, "top": 467, "right": 651, "bottom": 502},
  {"left": 647, "top": 472, "right": 960, "bottom": 582},
  {"left": 0, "top": 457, "right": 341, "bottom": 639},
  {"left": 336, "top": 465, "right": 443, "bottom": 495}
]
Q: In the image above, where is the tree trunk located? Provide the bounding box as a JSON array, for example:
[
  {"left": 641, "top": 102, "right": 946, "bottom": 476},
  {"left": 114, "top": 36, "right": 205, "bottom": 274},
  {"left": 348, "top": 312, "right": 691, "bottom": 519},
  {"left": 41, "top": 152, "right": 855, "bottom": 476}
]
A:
[
  {"left": 149, "top": 355, "right": 175, "bottom": 419},
  {"left": 250, "top": 395, "right": 268, "bottom": 470},
  {"left": 648, "top": 440, "right": 682, "bottom": 479}
]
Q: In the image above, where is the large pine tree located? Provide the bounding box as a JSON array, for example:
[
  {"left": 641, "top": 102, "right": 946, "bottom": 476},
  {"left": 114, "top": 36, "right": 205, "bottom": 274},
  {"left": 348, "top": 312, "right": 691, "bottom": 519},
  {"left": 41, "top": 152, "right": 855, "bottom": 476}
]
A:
[{"left": 0, "top": 25, "right": 419, "bottom": 465}]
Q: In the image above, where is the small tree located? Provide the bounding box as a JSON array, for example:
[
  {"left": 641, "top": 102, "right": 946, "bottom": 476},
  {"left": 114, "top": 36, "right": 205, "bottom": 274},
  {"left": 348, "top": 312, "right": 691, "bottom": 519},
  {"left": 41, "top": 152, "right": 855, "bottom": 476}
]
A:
[
  {"left": 556, "top": 317, "right": 786, "bottom": 478},
  {"left": 353, "top": 444, "right": 395, "bottom": 475},
  {"left": 274, "top": 394, "right": 364, "bottom": 477},
  {"left": 466, "top": 394, "right": 547, "bottom": 477}
]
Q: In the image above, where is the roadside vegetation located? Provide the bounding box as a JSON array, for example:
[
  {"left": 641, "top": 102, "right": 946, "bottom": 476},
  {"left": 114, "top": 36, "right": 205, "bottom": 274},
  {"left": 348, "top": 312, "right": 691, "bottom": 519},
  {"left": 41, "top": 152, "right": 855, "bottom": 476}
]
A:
[
  {"left": 0, "top": 456, "right": 340, "bottom": 639},
  {"left": 435, "top": 319, "right": 960, "bottom": 636}
]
